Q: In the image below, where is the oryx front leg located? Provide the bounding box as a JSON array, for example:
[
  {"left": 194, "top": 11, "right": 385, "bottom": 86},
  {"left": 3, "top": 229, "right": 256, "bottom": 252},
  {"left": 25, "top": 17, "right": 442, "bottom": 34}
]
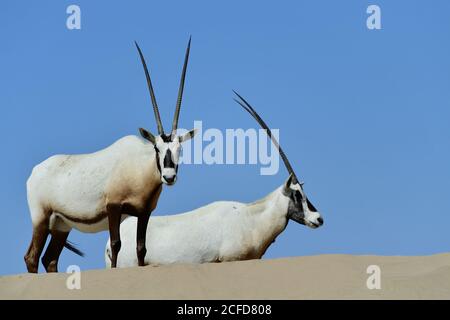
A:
[
  {"left": 136, "top": 214, "right": 150, "bottom": 266},
  {"left": 107, "top": 205, "right": 122, "bottom": 268}
]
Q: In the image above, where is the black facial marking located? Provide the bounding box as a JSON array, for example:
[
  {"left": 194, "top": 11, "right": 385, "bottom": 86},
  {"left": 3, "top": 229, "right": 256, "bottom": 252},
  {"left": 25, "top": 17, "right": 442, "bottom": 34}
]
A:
[
  {"left": 154, "top": 146, "right": 162, "bottom": 174},
  {"left": 160, "top": 134, "right": 172, "bottom": 143},
  {"left": 285, "top": 188, "right": 309, "bottom": 225},
  {"left": 287, "top": 199, "right": 305, "bottom": 225},
  {"left": 164, "top": 149, "right": 175, "bottom": 168},
  {"left": 293, "top": 190, "right": 304, "bottom": 204},
  {"left": 306, "top": 198, "right": 318, "bottom": 212}
]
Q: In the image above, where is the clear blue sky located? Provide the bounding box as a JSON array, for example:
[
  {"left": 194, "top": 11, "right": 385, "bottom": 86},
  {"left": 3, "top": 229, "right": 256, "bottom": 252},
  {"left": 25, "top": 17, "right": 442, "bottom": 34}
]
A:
[{"left": 1, "top": 1, "right": 449, "bottom": 275}]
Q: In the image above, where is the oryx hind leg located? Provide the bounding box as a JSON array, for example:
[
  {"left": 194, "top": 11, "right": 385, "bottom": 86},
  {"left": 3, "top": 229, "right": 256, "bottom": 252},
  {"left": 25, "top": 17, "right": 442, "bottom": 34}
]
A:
[
  {"left": 24, "top": 214, "right": 50, "bottom": 273},
  {"left": 41, "top": 231, "right": 70, "bottom": 273},
  {"left": 42, "top": 215, "right": 71, "bottom": 272}
]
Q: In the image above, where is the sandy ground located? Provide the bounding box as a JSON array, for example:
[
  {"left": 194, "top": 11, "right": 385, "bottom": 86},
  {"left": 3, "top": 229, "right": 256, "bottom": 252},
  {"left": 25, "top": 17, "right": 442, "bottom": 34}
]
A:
[{"left": 1, "top": 253, "right": 449, "bottom": 299}]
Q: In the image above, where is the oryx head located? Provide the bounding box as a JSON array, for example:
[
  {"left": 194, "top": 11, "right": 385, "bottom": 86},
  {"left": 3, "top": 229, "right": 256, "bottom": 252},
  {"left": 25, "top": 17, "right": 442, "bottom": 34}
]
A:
[
  {"left": 135, "top": 38, "right": 197, "bottom": 186},
  {"left": 233, "top": 91, "right": 323, "bottom": 229}
]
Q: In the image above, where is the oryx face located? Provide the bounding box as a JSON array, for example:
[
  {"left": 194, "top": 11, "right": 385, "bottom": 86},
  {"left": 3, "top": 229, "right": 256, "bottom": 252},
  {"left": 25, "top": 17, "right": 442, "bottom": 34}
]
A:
[
  {"left": 283, "top": 175, "right": 323, "bottom": 229},
  {"left": 140, "top": 129, "right": 196, "bottom": 185},
  {"left": 135, "top": 37, "right": 196, "bottom": 186},
  {"left": 155, "top": 135, "right": 180, "bottom": 185}
]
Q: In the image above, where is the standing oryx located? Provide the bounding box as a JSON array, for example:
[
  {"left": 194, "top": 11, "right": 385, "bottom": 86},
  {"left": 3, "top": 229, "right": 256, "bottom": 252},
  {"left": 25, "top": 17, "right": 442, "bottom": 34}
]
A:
[
  {"left": 24, "top": 38, "right": 197, "bottom": 273},
  {"left": 105, "top": 92, "right": 323, "bottom": 268}
]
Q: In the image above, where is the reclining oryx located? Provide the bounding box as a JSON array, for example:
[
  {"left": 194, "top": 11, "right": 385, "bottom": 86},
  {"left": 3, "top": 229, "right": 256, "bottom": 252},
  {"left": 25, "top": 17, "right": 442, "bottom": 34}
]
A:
[
  {"left": 105, "top": 92, "right": 323, "bottom": 268},
  {"left": 25, "top": 39, "right": 197, "bottom": 273}
]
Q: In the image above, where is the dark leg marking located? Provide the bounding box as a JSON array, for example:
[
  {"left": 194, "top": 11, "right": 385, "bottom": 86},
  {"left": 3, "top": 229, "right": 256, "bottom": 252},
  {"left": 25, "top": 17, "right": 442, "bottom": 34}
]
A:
[
  {"left": 41, "top": 230, "right": 70, "bottom": 273},
  {"left": 107, "top": 205, "right": 122, "bottom": 268},
  {"left": 136, "top": 214, "right": 150, "bottom": 266},
  {"left": 24, "top": 221, "right": 50, "bottom": 273}
]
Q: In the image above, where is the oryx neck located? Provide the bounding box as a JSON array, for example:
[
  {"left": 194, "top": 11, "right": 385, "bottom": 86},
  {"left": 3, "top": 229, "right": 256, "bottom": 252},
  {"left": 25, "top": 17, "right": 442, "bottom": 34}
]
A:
[{"left": 247, "top": 186, "right": 290, "bottom": 219}]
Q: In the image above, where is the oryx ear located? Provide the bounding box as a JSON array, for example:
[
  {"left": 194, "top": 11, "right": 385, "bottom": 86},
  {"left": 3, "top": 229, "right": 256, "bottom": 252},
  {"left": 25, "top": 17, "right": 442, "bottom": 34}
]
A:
[
  {"left": 139, "top": 128, "right": 156, "bottom": 144},
  {"left": 179, "top": 128, "right": 198, "bottom": 143},
  {"left": 284, "top": 173, "right": 295, "bottom": 191}
]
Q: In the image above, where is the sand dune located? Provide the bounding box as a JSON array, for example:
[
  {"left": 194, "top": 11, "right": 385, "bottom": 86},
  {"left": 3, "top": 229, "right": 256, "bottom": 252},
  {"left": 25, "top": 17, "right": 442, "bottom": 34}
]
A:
[{"left": 1, "top": 253, "right": 449, "bottom": 299}]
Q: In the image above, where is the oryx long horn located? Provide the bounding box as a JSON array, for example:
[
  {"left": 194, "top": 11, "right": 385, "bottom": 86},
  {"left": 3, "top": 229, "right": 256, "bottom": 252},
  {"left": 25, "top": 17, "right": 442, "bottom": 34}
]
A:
[
  {"left": 233, "top": 91, "right": 299, "bottom": 184},
  {"left": 172, "top": 36, "right": 192, "bottom": 134},
  {"left": 135, "top": 41, "right": 165, "bottom": 135}
]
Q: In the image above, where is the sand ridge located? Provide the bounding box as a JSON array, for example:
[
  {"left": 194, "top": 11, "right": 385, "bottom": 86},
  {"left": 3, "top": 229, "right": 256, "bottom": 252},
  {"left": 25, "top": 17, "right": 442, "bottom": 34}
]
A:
[{"left": 1, "top": 253, "right": 449, "bottom": 299}]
